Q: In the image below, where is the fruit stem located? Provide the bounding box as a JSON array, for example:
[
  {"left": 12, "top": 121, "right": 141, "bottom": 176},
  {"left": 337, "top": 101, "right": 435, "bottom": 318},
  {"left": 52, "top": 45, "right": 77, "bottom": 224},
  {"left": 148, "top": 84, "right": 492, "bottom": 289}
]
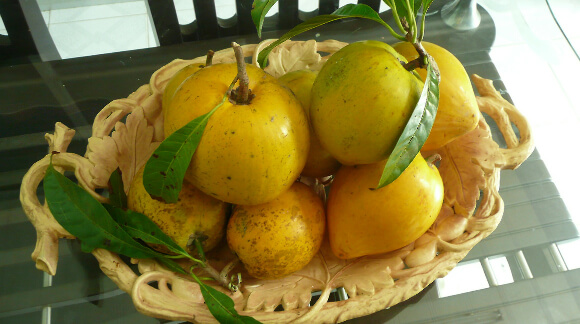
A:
[
  {"left": 231, "top": 42, "right": 252, "bottom": 105},
  {"left": 220, "top": 257, "right": 240, "bottom": 279},
  {"left": 201, "top": 262, "right": 232, "bottom": 288},
  {"left": 426, "top": 154, "right": 442, "bottom": 167},
  {"left": 205, "top": 50, "right": 215, "bottom": 66},
  {"left": 402, "top": 27, "right": 432, "bottom": 72}
]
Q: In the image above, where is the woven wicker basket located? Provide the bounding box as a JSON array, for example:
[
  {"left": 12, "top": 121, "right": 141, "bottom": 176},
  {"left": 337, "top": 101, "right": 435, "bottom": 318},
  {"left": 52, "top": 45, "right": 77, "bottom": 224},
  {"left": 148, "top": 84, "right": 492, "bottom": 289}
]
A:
[{"left": 20, "top": 40, "right": 534, "bottom": 323}]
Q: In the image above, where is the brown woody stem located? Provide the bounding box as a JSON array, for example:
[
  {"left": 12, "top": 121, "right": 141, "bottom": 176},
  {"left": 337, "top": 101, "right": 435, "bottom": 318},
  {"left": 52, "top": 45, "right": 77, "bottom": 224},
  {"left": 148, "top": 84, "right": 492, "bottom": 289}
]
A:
[
  {"left": 403, "top": 40, "right": 430, "bottom": 71},
  {"left": 205, "top": 50, "right": 215, "bottom": 66},
  {"left": 201, "top": 262, "right": 232, "bottom": 288},
  {"left": 220, "top": 257, "right": 240, "bottom": 279},
  {"left": 232, "top": 42, "right": 251, "bottom": 104},
  {"left": 401, "top": 20, "right": 432, "bottom": 72},
  {"left": 188, "top": 236, "right": 234, "bottom": 291},
  {"left": 426, "top": 154, "right": 442, "bottom": 167}
]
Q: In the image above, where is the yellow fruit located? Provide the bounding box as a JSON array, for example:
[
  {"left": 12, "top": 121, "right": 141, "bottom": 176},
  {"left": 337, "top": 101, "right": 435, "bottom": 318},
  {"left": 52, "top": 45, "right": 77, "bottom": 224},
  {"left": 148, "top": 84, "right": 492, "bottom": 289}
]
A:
[
  {"left": 162, "top": 63, "right": 205, "bottom": 117},
  {"left": 278, "top": 69, "right": 341, "bottom": 178},
  {"left": 227, "top": 182, "right": 325, "bottom": 279},
  {"left": 165, "top": 63, "right": 310, "bottom": 205},
  {"left": 310, "top": 40, "right": 423, "bottom": 166},
  {"left": 127, "top": 166, "right": 229, "bottom": 254},
  {"left": 327, "top": 154, "right": 444, "bottom": 259},
  {"left": 392, "top": 41, "right": 479, "bottom": 151}
]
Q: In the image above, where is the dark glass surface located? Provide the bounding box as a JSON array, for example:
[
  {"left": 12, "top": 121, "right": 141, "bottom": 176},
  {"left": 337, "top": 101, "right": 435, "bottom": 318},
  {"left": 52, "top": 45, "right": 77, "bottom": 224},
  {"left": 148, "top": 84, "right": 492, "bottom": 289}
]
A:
[{"left": 1, "top": 4, "right": 578, "bottom": 324}]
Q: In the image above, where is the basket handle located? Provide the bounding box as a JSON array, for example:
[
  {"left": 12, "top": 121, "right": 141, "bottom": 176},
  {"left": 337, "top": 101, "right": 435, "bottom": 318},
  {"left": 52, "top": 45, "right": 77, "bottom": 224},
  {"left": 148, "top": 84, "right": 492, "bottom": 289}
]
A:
[
  {"left": 20, "top": 122, "right": 106, "bottom": 275},
  {"left": 471, "top": 74, "right": 535, "bottom": 170}
]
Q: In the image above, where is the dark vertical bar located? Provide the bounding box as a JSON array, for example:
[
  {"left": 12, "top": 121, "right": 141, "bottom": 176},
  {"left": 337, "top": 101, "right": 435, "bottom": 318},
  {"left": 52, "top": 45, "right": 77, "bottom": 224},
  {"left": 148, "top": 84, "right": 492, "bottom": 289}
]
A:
[
  {"left": 318, "top": 0, "right": 339, "bottom": 14},
  {"left": 279, "top": 0, "right": 299, "bottom": 29},
  {"left": 192, "top": 0, "right": 219, "bottom": 39},
  {"left": 0, "top": 0, "right": 38, "bottom": 60},
  {"left": 235, "top": 0, "right": 255, "bottom": 36},
  {"left": 145, "top": 0, "right": 182, "bottom": 46},
  {"left": 358, "top": 0, "right": 381, "bottom": 12}
]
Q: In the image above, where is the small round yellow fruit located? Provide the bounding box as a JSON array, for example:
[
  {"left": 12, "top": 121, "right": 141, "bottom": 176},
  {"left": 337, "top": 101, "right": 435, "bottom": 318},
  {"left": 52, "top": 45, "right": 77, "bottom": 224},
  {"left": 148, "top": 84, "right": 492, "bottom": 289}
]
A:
[
  {"left": 127, "top": 166, "right": 229, "bottom": 254},
  {"left": 162, "top": 63, "right": 205, "bottom": 116},
  {"left": 227, "top": 182, "right": 325, "bottom": 279},
  {"left": 278, "top": 69, "right": 341, "bottom": 178}
]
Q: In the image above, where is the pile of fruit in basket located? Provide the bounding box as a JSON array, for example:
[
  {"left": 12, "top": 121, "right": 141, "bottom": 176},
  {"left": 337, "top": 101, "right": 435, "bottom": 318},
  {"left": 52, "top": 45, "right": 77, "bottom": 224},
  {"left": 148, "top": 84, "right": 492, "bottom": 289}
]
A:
[
  {"left": 41, "top": 2, "right": 485, "bottom": 322},
  {"left": 128, "top": 33, "right": 479, "bottom": 280}
]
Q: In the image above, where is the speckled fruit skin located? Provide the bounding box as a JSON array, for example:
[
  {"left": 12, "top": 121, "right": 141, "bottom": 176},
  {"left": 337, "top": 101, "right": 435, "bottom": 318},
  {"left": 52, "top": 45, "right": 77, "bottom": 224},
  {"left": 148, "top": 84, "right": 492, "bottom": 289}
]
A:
[
  {"left": 162, "top": 63, "right": 205, "bottom": 118},
  {"left": 127, "top": 166, "right": 229, "bottom": 254},
  {"left": 227, "top": 182, "right": 325, "bottom": 279},
  {"left": 278, "top": 69, "right": 341, "bottom": 178},
  {"left": 310, "top": 40, "right": 423, "bottom": 166},
  {"left": 392, "top": 41, "right": 479, "bottom": 151},
  {"left": 327, "top": 154, "right": 444, "bottom": 259},
  {"left": 164, "top": 63, "right": 310, "bottom": 206}
]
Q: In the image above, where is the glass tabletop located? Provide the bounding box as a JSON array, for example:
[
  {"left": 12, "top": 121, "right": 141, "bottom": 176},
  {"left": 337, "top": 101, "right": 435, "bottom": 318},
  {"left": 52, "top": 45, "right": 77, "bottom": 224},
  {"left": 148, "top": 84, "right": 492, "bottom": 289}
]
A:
[{"left": 1, "top": 1, "right": 579, "bottom": 323}]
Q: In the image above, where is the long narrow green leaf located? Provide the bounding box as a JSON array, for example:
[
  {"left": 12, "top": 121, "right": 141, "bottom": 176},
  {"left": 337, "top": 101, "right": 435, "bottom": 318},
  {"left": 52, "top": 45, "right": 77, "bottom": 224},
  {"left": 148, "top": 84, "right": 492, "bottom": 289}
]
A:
[
  {"left": 107, "top": 168, "right": 127, "bottom": 209},
  {"left": 156, "top": 257, "right": 188, "bottom": 275},
  {"left": 382, "top": 0, "right": 423, "bottom": 40},
  {"left": 103, "top": 204, "right": 192, "bottom": 258},
  {"left": 384, "top": 0, "right": 422, "bottom": 19},
  {"left": 257, "top": 4, "right": 403, "bottom": 67},
  {"left": 251, "top": 0, "right": 278, "bottom": 38},
  {"left": 197, "top": 280, "right": 261, "bottom": 324},
  {"left": 144, "top": 94, "right": 228, "bottom": 204},
  {"left": 43, "top": 163, "right": 163, "bottom": 259},
  {"left": 376, "top": 61, "right": 440, "bottom": 189},
  {"left": 418, "top": 0, "right": 435, "bottom": 41}
]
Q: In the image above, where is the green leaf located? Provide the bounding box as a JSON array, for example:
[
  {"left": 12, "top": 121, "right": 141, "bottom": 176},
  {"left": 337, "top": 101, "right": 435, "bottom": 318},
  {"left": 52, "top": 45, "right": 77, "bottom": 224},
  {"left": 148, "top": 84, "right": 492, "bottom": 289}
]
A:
[
  {"left": 143, "top": 93, "right": 228, "bottom": 204},
  {"left": 421, "top": 0, "right": 435, "bottom": 14},
  {"left": 376, "top": 61, "right": 440, "bottom": 189},
  {"left": 43, "top": 163, "right": 163, "bottom": 259},
  {"left": 103, "top": 203, "right": 191, "bottom": 258},
  {"left": 197, "top": 281, "right": 261, "bottom": 324},
  {"left": 251, "top": 0, "right": 278, "bottom": 38},
  {"left": 418, "top": 0, "right": 435, "bottom": 41},
  {"left": 257, "top": 4, "right": 402, "bottom": 68},
  {"left": 383, "top": 0, "right": 423, "bottom": 41},
  {"left": 403, "top": 0, "right": 423, "bottom": 17},
  {"left": 107, "top": 168, "right": 127, "bottom": 209},
  {"left": 155, "top": 257, "right": 188, "bottom": 275}
]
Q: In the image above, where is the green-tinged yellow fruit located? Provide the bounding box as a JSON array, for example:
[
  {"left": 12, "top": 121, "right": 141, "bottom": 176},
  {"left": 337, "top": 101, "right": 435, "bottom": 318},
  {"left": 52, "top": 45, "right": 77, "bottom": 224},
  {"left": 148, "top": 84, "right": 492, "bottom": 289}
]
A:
[
  {"left": 127, "top": 166, "right": 229, "bottom": 254},
  {"left": 310, "top": 40, "right": 423, "bottom": 166},
  {"left": 392, "top": 41, "right": 479, "bottom": 151},
  {"left": 227, "top": 182, "right": 325, "bottom": 279},
  {"left": 162, "top": 63, "right": 205, "bottom": 116},
  {"left": 164, "top": 63, "right": 310, "bottom": 205},
  {"left": 327, "top": 154, "right": 444, "bottom": 259},
  {"left": 278, "top": 69, "right": 341, "bottom": 178}
]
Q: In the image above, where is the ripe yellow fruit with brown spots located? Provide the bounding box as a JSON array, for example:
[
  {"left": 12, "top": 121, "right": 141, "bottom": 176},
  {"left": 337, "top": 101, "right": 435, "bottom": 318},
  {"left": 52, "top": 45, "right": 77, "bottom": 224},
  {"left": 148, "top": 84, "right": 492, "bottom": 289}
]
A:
[
  {"left": 392, "top": 41, "right": 479, "bottom": 151},
  {"left": 310, "top": 40, "right": 423, "bottom": 166},
  {"left": 278, "top": 69, "right": 341, "bottom": 178},
  {"left": 164, "top": 63, "right": 310, "bottom": 206},
  {"left": 327, "top": 154, "right": 443, "bottom": 259},
  {"left": 162, "top": 63, "right": 205, "bottom": 117},
  {"left": 127, "top": 166, "right": 229, "bottom": 254},
  {"left": 227, "top": 182, "right": 325, "bottom": 279}
]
